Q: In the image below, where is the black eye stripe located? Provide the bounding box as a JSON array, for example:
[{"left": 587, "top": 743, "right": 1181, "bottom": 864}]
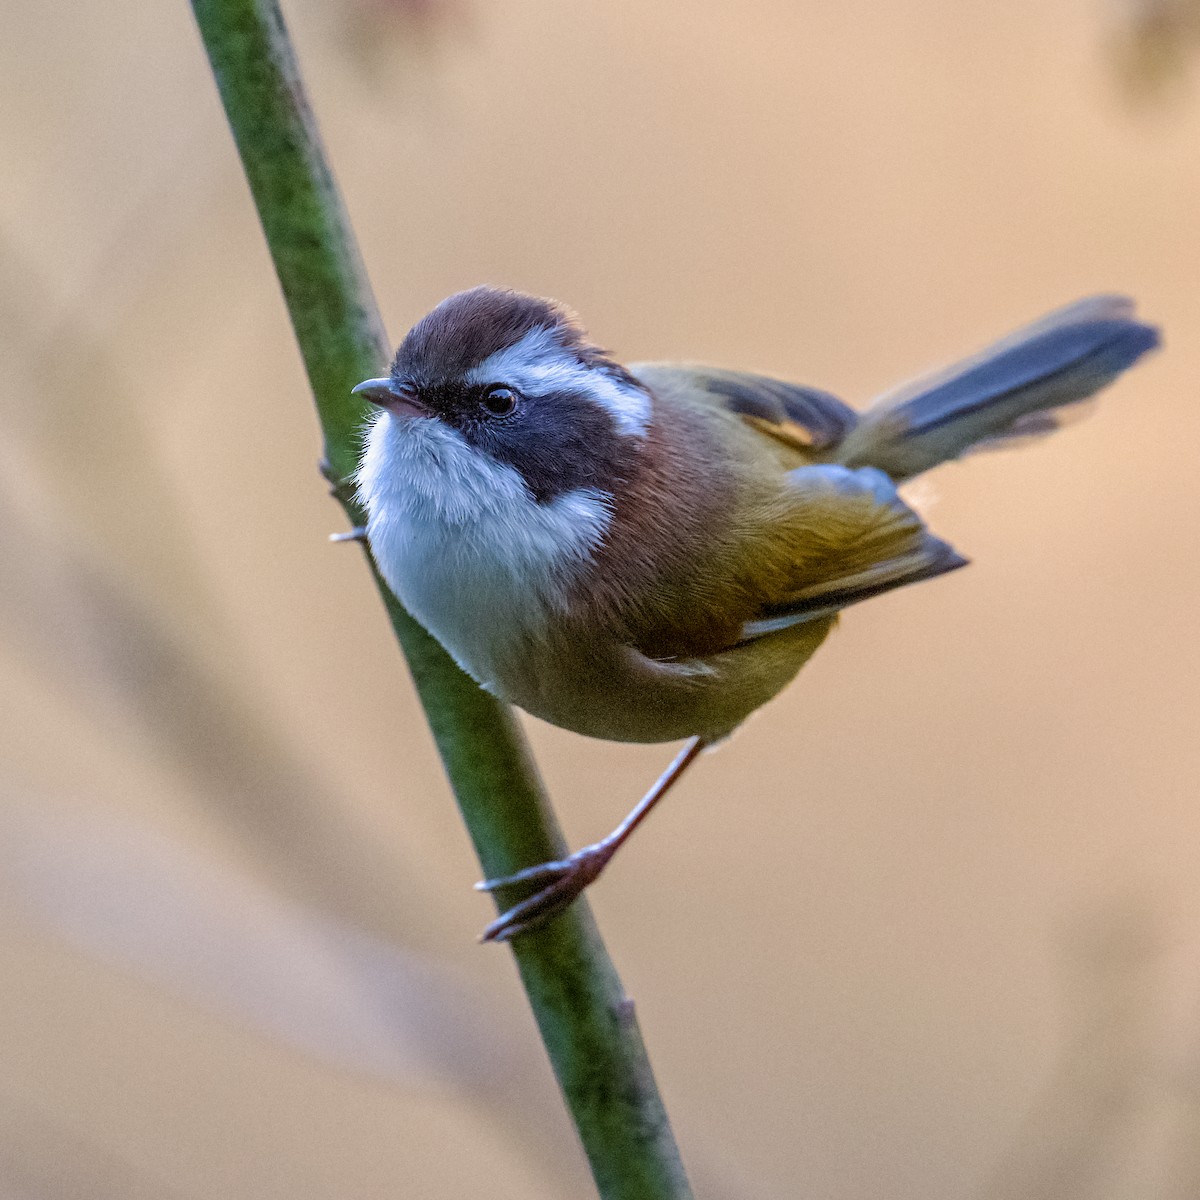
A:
[{"left": 460, "top": 387, "right": 636, "bottom": 503}]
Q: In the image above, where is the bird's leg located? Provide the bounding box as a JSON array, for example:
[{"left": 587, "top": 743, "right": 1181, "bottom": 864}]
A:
[{"left": 476, "top": 736, "right": 707, "bottom": 943}]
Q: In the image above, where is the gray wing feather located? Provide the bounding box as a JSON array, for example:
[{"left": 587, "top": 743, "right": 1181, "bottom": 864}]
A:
[{"left": 631, "top": 363, "right": 857, "bottom": 450}]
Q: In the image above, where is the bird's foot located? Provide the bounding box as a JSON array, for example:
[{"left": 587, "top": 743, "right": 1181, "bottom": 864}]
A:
[
  {"left": 329, "top": 526, "right": 367, "bottom": 543},
  {"left": 476, "top": 841, "right": 616, "bottom": 943}
]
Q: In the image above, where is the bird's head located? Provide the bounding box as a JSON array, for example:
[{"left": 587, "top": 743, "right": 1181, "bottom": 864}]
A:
[{"left": 354, "top": 286, "right": 651, "bottom": 511}]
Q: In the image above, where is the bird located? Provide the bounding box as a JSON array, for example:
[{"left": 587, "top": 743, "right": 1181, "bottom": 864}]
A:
[{"left": 352, "top": 287, "right": 1158, "bottom": 941}]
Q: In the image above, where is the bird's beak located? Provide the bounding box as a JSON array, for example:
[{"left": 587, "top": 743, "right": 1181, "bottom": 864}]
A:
[{"left": 351, "top": 377, "right": 430, "bottom": 419}]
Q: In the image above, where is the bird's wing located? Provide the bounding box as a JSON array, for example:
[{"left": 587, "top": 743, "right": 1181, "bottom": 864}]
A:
[
  {"left": 630, "top": 362, "right": 858, "bottom": 456},
  {"left": 610, "top": 460, "right": 968, "bottom": 663},
  {"left": 734, "top": 464, "right": 967, "bottom": 643},
  {"left": 613, "top": 367, "right": 962, "bottom": 657}
]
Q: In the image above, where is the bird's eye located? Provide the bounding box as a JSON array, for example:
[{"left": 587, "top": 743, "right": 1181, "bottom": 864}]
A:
[{"left": 480, "top": 384, "right": 519, "bottom": 417}]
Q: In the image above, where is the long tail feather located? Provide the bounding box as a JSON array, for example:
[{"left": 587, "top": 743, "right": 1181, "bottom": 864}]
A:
[{"left": 835, "top": 296, "right": 1159, "bottom": 480}]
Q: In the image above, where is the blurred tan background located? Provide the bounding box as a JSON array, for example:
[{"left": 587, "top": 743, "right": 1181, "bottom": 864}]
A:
[{"left": 3, "top": 0, "right": 1200, "bottom": 1196}]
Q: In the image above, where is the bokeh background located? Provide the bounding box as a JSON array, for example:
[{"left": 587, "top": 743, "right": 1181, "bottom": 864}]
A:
[{"left": 3, "top": 1, "right": 1200, "bottom": 1196}]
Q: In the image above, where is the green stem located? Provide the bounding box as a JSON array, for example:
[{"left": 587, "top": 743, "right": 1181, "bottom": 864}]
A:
[{"left": 188, "top": 2, "right": 693, "bottom": 1196}]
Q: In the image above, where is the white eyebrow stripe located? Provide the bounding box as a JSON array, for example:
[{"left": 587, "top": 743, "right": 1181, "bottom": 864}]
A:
[{"left": 464, "top": 326, "right": 651, "bottom": 438}]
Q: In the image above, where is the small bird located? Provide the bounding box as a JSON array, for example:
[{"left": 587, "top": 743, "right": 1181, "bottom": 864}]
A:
[{"left": 354, "top": 288, "right": 1158, "bottom": 941}]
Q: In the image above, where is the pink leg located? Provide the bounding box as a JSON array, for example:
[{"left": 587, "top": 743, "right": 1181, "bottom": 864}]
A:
[{"left": 476, "top": 737, "right": 707, "bottom": 943}]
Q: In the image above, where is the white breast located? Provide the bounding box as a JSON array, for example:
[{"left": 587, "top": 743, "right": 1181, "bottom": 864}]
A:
[{"left": 356, "top": 411, "right": 612, "bottom": 690}]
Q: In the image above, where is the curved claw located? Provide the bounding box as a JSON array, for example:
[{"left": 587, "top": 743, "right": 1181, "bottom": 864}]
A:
[
  {"left": 475, "top": 856, "right": 576, "bottom": 893},
  {"left": 478, "top": 843, "right": 613, "bottom": 943},
  {"left": 480, "top": 874, "right": 582, "bottom": 942}
]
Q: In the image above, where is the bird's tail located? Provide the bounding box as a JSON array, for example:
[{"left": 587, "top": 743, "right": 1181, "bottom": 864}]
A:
[{"left": 834, "top": 296, "right": 1159, "bottom": 480}]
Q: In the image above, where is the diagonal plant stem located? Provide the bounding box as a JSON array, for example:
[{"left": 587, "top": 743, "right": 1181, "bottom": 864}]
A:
[{"left": 188, "top": 2, "right": 693, "bottom": 1196}]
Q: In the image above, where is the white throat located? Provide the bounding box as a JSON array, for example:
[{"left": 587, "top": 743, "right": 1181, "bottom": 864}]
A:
[{"left": 356, "top": 410, "right": 612, "bottom": 688}]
